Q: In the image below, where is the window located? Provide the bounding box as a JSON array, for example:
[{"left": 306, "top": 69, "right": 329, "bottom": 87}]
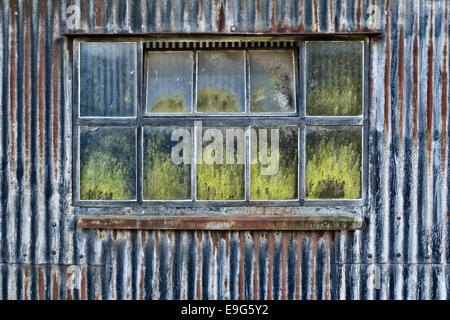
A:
[{"left": 72, "top": 36, "right": 368, "bottom": 229}]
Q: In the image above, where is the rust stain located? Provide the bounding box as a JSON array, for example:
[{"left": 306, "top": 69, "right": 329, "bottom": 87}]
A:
[
  {"left": 66, "top": 288, "right": 73, "bottom": 300},
  {"left": 384, "top": 0, "right": 391, "bottom": 132},
  {"left": 313, "top": 0, "right": 318, "bottom": 32},
  {"left": 309, "top": 232, "right": 318, "bottom": 300},
  {"left": 216, "top": 3, "right": 225, "bottom": 32},
  {"left": 256, "top": 0, "right": 261, "bottom": 30},
  {"left": 68, "top": 38, "right": 73, "bottom": 70},
  {"left": 81, "top": 267, "right": 87, "bottom": 300},
  {"left": 398, "top": 27, "right": 405, "bottom": 140},
  {"left": 238, "top": 232, "right": 245, "bottom": 299},
  {"left": 442, "top": 2, "right": 448, "bottom": 166},
  {"left": 126, "top": 276, "right": 131, "bottom": 299},
  {"left": 82, "top": 0, "right": 88, "bottom": 32},
  {"left": 324, "top": 233, "right": 331, "bottom": 300},
  {"left": 199, "top": 0, "right": 204, "bottom": 26},
  {"left": 52, "top": 270, "right": 59, "bottom": 300},
  {"left": 270, "top": 0, "right": 275, "bottom": 29},
  {"left": 10, "top": 0, "right": 17, "bottom": 170},
  {"left": 96, "top": 272, "right": 101, "bottom": 300},
  {"left": 96, "top": 0, "right": 103, "bottom": 29},
  {"left": 426, "top": 1, "right": 434, "bottom": 160},
  {"left": 38, "top": 267, "right": 45, "bottom": 300},
  {"left": 341, "top": 0, "right": 346, "bottom": 32},
  {"left": 224, "top": 231, "right": 229, "bottom": 297},
  {"left": 356, "top": 0, "right": 362, "bottom": 31},
  {"left": 299, "top": 0, "right": 305, "bottom": 32},
  {"left": 24, "top": 264, "right": 30, "bottom": 300},
  {"left": 281, "top": 233, "right": 288, "bottom": 300}
]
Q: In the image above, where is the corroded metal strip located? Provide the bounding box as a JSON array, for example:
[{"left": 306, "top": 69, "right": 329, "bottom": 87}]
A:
[{"left": 76, "top": 215, "right": 363, "bottom": 231}]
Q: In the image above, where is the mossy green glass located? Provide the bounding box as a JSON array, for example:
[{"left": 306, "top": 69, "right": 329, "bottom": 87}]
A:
[
  {"left": 80, "top": 127, "right": 136, "bottom": 200},
  {"left": 250, "top": 126, "right": 298, "bottom": 200},
  {"left": 306, "top": 41, "right": 363, "bottom": 116},
  {"left": 143, "top": 127, "right": 192, "bottom": 200},
  {"left": 196, "top": 127, "right": 245, "bottom": 200},
  {"left": 305, "top": 126, "right": 362, "bottom": 199}
]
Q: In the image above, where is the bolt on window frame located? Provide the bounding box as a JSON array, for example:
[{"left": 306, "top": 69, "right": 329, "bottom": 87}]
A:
[{"left": 71, "top": 35, "right": 369, "bottom": 209}]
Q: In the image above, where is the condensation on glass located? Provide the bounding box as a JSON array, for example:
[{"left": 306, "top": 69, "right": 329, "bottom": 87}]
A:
[
  {"left": 249, "top": 50, "right": 296, "bottom": 113},
  {"left": 305, "top": 126, "right": 362, "bottom": 200},
  {"left": 79, "top": 42, "right": 137, "bottom": 117},
  {"left": 79, "top": 126, "right": 136, "bottom": 200},
  {"left": 306, "top": 41, "right": 363, "bottom": 116},
  {"left": 146, "top": 52, "right": 193, "bottom": 113},
  {"left": 197, "top": 51, "right": 246, "bottom": 113}
]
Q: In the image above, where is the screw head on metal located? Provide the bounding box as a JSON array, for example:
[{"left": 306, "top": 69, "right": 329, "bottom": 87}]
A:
[
  {"left": 230, "top": 25, "right": 237, "bottom": 32},
  {"left": 52, "top": 222, "right": 57, "bottom": 227}
]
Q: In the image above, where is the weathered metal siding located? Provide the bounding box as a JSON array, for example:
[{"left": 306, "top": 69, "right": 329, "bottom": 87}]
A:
[{"left": 0, "top": 0, "right": 448, "bottom": 299}]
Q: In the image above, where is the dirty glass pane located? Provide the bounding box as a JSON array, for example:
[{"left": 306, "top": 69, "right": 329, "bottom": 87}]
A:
[
  {"left": 305, "top": 126, "right": 362, "bottom": 199},
  {"left": 146, "top": 52, "right": 193, "bottom": 113},
  {"left": 143, "top": 126, "right": 192, "bottom": 200},
  {"left": 249, "top": 50, "right": 296, "bottom": 113},
  {"left": 80, "top": 42, "right": 136, "bottom": 117},
  {"left": 80, "top": 127, "right": 136, "bottom": 200},
  {"left": 306, "top": 41, "right": 362, "bottom": 116},
  {"left": 250, "top": 126, "right": 298, "bottom": 200},
  {"left": 197, "top": 127, "right": 245, "bottom": 200},
  {"left": 197, "top": 51, "right": 245, "bottom": 113}
]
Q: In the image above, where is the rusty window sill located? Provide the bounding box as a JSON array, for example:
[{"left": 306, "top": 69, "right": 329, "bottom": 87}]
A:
[{"left": 76, "top": 211, "right": 363, "bottom": 231}]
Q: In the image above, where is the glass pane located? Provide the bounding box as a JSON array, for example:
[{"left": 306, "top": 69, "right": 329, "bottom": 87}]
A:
[
  {"left": 146, "top": 52, "right": 193, "bottom": 113},
  {"left": 80, "top": 43, "right": 136, "bottom": 117},
  {"left": 80, "top": 127, "right": 136, "bottom": 200},
  {"left": 306, "top": 41, "right": 362, "bottom": 116},
  {"left": 250, "top": 50, "right": 296, "bottom": 113},
  {"left": 197, "top": 127, "right": 245, "bottom": 200},
  {"left": 143, "top": 126, "right": 192, "bottom": 200},
  {"left": 305, "top": 126, "right": 362, "bottom": 199},
  {"left": 250, "top": 126, "right": 298, "bottom": 200},
  {"left": 197, "top": 51, "right": 245, "bottom": 113}
]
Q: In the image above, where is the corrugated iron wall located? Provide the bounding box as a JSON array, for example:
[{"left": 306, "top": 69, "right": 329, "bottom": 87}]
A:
[{"left": 0, "top": 0, "right": 449, "bottom": 300}]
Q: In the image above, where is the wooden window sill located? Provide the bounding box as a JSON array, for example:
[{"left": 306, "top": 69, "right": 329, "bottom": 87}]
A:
[{"left": 76, "top": 207, "right": 363, "bottom": 231}]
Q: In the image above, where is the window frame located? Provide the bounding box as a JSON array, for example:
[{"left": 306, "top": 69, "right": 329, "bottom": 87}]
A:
[{"left": 71, "top": 35, "right": 370, "bottom": 212}]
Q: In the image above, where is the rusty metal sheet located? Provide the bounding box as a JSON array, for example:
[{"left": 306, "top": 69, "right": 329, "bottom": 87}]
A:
[{"left": 76, "top": 214, "right": 363, "bottom": 231}]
